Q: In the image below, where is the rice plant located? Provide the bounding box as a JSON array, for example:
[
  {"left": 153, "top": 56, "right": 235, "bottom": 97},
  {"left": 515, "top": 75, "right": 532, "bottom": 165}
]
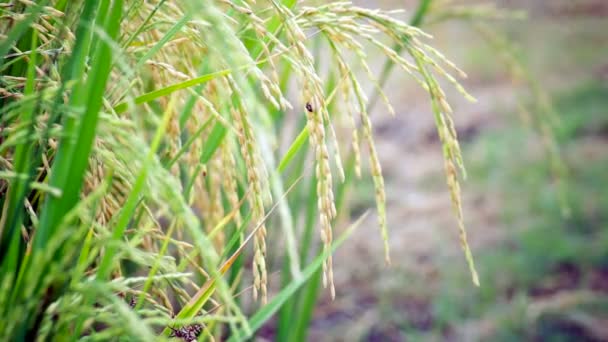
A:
[
  {"left": 0, "top": 0, "right": 482, "bottom": 340},
  {"left": 423, "top": 0, "right": 570, "bottom": 217}
]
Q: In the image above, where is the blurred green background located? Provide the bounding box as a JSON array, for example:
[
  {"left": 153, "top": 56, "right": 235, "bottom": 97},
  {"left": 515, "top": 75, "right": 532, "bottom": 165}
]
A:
[{"left": 302, "top": 1, "right": 608, "bottom": 340}]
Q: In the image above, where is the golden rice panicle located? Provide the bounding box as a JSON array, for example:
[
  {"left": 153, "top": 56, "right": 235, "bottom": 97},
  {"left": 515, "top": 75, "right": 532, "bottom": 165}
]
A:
[
  {"left": 410, "top": 40, "right": 476, "bottom": 103},
  {"left": 274, "top": 1, "right": 342, "bottom": 298},
  {"left": 228, "top": 79, "right": 268, "bottom": 303},
  {"left": 414, "top": 49, "right": 479, "bottom": 286},
  {"left": 350, "top": 76, "right": 390, "bottom": 265},
  {"left": 441, "top": 118, "right": 478, "bottom": 287},
  {"left": 280, "top": 3, "right": 346, "bottom": 184},
  {"left": 304, "top": 85, "right": 337, "bottom": 299},
  {"left": 338, "top": 61, "right": 362, "bottom": 179},
  {"left": 10, "top": 1, "right": 65, "bottom": 46},
  {"left": 431, "top": 83, "right": 467, "bottom": 178},
  {"left": 352, "top": 47, "right": 396, "bottom": 117},
  {"left": 239, "top": 1, "right": 292, "bottom": 110},
  {"left": 442, "top": 108, "right": 467, "bottom": 178},
  {"left": 85, "top": 156, "right": 112, "bottom": 225},
  {"left": 233, "top": 106, "right": 268, "bottom": 303},
  {"left": 220, "top": 0, "right": 290, "bottom": 110},
  {"left": 299, "top": 1, "right": 397, "bottom": 264},
  {"left": 84, "top": 143, "right": 129, "bottom": 227},
  {"left": 445, "top": 156, "right": 480, "bottom": 287}
]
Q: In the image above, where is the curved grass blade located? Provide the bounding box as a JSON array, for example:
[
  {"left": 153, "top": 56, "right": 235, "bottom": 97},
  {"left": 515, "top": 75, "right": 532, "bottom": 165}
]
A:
[
  {"left": 36, "top": 0, "right": 121, "bottom": 249},
  {"left": 112, "top": 69, "right": 232, "bottom": 114},
  {"left": 227, "top": 211, "right": 369, "bottom": 342},
  {"left": 200, "top": 122, "right": 227, "bottom": 164}
]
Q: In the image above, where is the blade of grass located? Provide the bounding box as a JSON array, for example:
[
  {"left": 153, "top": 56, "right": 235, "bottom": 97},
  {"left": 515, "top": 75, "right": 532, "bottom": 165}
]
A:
[
  {"left": 200, "top": 122, "right": 227, "bottom": 164},
  {"left": 162, "top": 175, "right": 303, "bottom": 335},
  {"left": 293, "top": 268, "right": 322, "bottom": 342},
  {"left": 122, "top": 0, "right": 167, "bottom": 49},
  {"left": 113, "top": 68, "right": 232, "bottom": 114},
  {"left": 35, "top": 0, "right": 116, "bottom": 249},
  {"left": 0, "top": 30, "right": 39, "bottom": 264},
  {"left": 228, "top": 211, "right": 369, "bottom": 342},
  {"left": 277, "top": 170, "right": 315, "bottom": 342},
  {"left": 277, "top": 127, "right": 309, "bottom": 173},
  {"left": 135, "top": 12, "right": 191, "bottom": 68}
]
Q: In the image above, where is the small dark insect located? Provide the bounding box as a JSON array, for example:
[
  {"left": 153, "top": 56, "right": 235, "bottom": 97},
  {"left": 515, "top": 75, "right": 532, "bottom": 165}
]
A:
[
  {"left": 305, "top": 102, "right": 313, "bottom": 113},
  {"left": 168, "top": 324, "right": 203, "bottom": 342},
  {"left": 129, "top": 297, "right": 136, "bottom": 308}
]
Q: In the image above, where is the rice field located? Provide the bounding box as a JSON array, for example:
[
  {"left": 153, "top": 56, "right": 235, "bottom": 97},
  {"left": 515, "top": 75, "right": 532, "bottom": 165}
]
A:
[{"left": 1, "top": 0, "right": 605, "bottom": 341}]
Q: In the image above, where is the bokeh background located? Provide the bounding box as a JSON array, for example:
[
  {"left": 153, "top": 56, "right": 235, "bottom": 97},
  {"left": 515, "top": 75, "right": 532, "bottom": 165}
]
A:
[{"left": 298, "top": 0, "right": 608, "bottom": 340}]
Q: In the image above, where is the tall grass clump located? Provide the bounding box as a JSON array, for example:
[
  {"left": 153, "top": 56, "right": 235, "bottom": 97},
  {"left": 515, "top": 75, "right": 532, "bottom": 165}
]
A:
[{"left": 1, "top": 0, "right": 481, "bottom": 340}]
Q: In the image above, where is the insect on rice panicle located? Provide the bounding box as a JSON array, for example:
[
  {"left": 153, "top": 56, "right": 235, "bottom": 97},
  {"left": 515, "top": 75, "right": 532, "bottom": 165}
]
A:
[{"left": 305, "top": 102, "right": 314, "bottom": 113}]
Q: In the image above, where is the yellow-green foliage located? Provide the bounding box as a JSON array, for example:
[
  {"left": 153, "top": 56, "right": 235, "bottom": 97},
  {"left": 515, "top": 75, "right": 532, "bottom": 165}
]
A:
[{"left": 0, "top": 0, "right": 486, "bottom": 340}]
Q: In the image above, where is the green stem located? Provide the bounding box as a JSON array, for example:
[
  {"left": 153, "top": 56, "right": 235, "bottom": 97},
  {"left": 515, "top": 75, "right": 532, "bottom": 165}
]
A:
[{"left": 366, "top": 0, "right": 433, "bottom": 113}]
